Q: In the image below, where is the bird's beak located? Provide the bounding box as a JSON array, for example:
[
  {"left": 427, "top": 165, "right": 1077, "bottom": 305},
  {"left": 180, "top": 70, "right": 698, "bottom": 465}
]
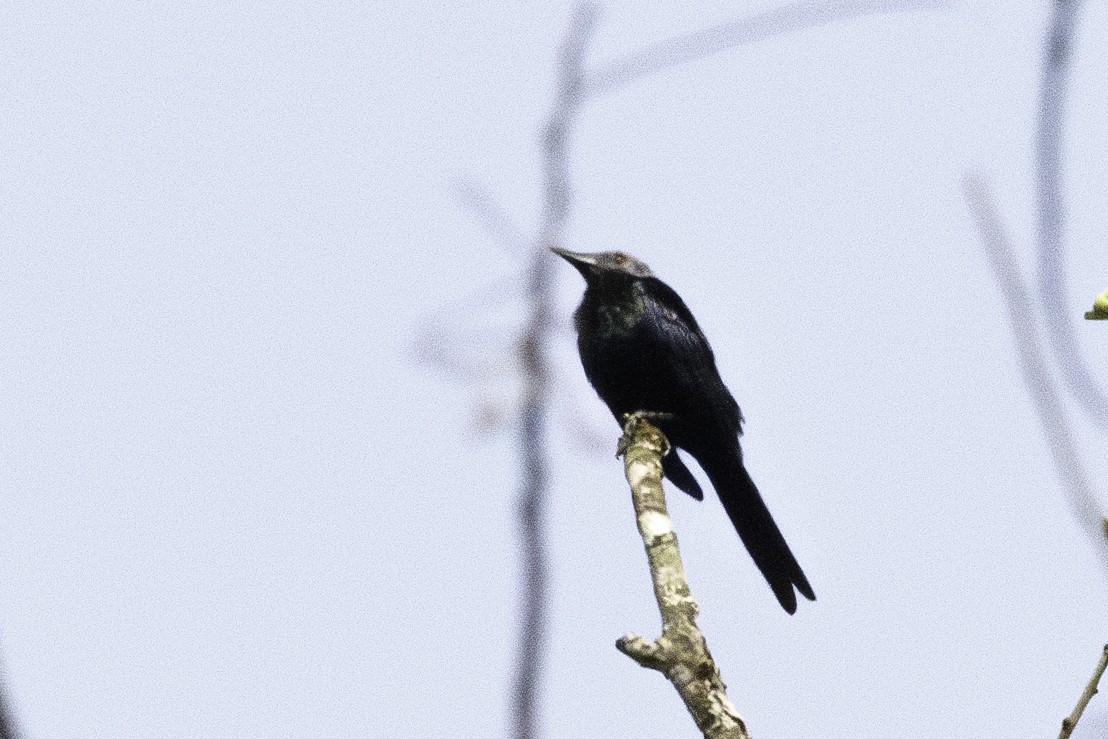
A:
[{"left": 550, "top": 247, "right": 598, "bottom": 277}]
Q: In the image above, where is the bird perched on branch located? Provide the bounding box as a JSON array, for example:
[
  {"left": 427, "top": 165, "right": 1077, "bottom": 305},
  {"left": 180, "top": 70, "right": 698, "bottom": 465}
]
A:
[{"left": 552, "top": 247, "right": 814, "bottom": 614}]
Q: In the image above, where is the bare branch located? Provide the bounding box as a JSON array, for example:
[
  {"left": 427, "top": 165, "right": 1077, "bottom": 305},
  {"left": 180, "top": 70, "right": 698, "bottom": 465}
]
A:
[
  {"left": 413, "top": 276, "right": 522, "bottom": 380},
  {"left": 511, "top": 6, "right": 599, "bottom": 738},
  {"left": 963, "top": 174, "right": 1108, "bottom": 568},
  {"left": 585, "top": 0, "right": 948, "bottom": 96},
  {"left": 615, "top": 414, "right": 750, "bottom": 739},
  {"left": 1035, "top": 0, "right": 1108, "bottom": 426},
  {"left": 1059, "top": 644, "right": 1108, "bottom": 739},
  {"left": 451, "top": 176, "right": 530, "bottom": 255}
]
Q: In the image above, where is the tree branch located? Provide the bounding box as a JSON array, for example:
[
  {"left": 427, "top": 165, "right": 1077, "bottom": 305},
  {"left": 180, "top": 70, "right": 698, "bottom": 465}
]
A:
[
  {"left": 511, "top": 6, "right": 599, "bottom": 738},
  {"left": 1035, "top": 0, "right": 1108, "bottom": 426},
  {"left": 451, "top": 176, "right": 530, "bottom": 255},
  {"left": 615, "top": 414, "right": 749, "bottom": 739},
  {"left": 1059, "top": 644, "right": 1108, "bottom": 739},
  {"left": 963, "top": 174, "right": 1108, "bottom": 566},
  {"left": 585, "top": 0, "right": 947, "bottom": 96}
]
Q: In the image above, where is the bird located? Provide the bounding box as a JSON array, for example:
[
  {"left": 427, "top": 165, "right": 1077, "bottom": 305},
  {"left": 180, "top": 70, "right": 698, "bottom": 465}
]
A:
[{"left": 552, "top": 247, "right": 815, "bottom": 614}]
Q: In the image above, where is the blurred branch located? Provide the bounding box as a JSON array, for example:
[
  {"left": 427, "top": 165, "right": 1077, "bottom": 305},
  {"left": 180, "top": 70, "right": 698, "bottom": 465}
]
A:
[
  {"left": 452, "top": 176, "right": 530, "bottom": 255},
  {"left": 615, "top": 415, "right": 749, "bottom": 739},
  {"left": 963, "top": 174, "right": 1108, "bottom": 568},
  {"left": 1059, "top": 644, "right": 1108, "bottom": 739},
  {"left": 585, "top": 0, "right": 947, "bottom": 96},
  {"left": 1084, "top": 288, "right": 1108, "bottom": 320},
  {"left": 1035, "top": 0, "right": 1108, "bottom": 426},
  {"left": 511, "top": 6, "right": 598, "bottom": 738},
  {"left": 413, "top": 276, "right": 522, "bottom": 381}
]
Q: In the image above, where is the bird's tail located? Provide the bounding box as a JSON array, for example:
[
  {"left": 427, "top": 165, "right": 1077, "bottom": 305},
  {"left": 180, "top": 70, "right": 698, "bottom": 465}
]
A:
[{"left": 703, "top": 451, "right": 815, "bottom": 614}]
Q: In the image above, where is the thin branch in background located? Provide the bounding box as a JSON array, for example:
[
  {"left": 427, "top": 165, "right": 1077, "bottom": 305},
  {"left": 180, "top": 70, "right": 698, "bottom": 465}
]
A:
[
  {"left": 585, "top": 0, "right": 948, "bottom": 96},
  {"left": 451, "top": 176, "right": 530, "bottom": 255},
  {"left": 1035, "top": 0, "right": 1108, "bottom": 428},
  {"left": 413, "top": 276, "right": 523, "bottom": 380},
  {"left": 1059, "top": 644, "right": 1108, "bottom": 739},
  {"left": 511, "top": 6, "right": 598, "bottom": 738},
  {"left": 615, "top": 416, "right": 749, "bottom": 739},
  {"left": 963, "top": 174, "right": 1108, "bottom": 568}
]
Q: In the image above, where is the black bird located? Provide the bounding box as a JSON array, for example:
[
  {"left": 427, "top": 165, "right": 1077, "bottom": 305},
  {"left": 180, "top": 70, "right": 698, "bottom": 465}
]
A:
[{"left": 553, "top": 247, "right": 815, "bottom": 614}]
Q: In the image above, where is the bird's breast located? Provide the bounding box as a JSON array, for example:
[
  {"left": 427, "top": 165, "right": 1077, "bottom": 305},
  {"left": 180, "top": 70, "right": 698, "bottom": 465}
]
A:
[{"left": 575, "top": 307, "right": 679, "bottom": 420}]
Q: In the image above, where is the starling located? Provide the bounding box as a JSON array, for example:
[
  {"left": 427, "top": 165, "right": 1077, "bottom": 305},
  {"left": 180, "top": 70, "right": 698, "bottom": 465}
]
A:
[{"left": 553, "top": 247, "right": 814, "bottom": 613}]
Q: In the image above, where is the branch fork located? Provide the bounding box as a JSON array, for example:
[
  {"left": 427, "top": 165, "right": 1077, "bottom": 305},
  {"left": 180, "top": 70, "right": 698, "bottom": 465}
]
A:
[{"left": 616, "top": 413, "right": 750, "bottom": 739}]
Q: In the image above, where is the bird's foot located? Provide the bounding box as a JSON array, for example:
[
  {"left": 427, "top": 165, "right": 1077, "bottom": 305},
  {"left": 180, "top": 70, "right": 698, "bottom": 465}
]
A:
[{"left": 616, "top": 410, "right": 674, "bottom": 458}]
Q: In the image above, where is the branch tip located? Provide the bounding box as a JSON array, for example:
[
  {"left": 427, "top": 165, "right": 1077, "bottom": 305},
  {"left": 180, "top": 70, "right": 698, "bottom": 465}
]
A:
[
  {"left": 616, "top": 634, "right": 667, "bottom": 670},
  {"left": 1058, "top": 642, "right": 1108, "bottom": 739}
]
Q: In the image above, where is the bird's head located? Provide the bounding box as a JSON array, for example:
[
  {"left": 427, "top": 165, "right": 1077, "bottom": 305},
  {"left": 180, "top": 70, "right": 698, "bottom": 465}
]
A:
[{"left": 550, "top": 247, "right": 654, "bottom": 283}]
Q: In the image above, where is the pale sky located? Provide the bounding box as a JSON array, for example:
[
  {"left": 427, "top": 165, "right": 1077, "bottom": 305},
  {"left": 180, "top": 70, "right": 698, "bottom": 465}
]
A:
[{"left": 1, "top": 2, "right": 1107, "bottom": 737}]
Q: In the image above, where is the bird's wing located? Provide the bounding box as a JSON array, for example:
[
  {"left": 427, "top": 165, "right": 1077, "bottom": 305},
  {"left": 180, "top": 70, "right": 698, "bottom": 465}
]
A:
[{"left": 640, "top": 278, "right": 744, "bottom": 435}]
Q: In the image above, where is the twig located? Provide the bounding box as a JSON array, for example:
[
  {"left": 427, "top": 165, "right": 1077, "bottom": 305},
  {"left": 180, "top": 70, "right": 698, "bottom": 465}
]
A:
[
  {"left": 1059, "top": 644, "right": 1108, "bottom": 739},
  {"left": 451, "top": 176, "right": 530, "bottom": 255},
  {"left": 511, "top": 6, "right": 599, "bottom": 738},
  {"left": 1035, "top": 0, "right": 1108, "bottom": 427},
  {"left": 615, "top": 415, "right": 749, "bottom": 739},
  {"left": 963, "top": 175, "right": 1108, "bottom": 566},
  {"left": 412, "top": 277, "right": 523, "bottom": 382},
  {"left": 585, "top": 0, "right": 947, "bottom": 96},
  {"left": 1084, "top": 288, "right": 1108, "bottom": 320}
]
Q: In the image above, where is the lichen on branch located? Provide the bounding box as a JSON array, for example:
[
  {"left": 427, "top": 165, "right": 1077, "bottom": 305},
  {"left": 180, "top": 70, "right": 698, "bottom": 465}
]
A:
[{"left": 615, "top": 413, "right": 750, "bottom": 739}]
